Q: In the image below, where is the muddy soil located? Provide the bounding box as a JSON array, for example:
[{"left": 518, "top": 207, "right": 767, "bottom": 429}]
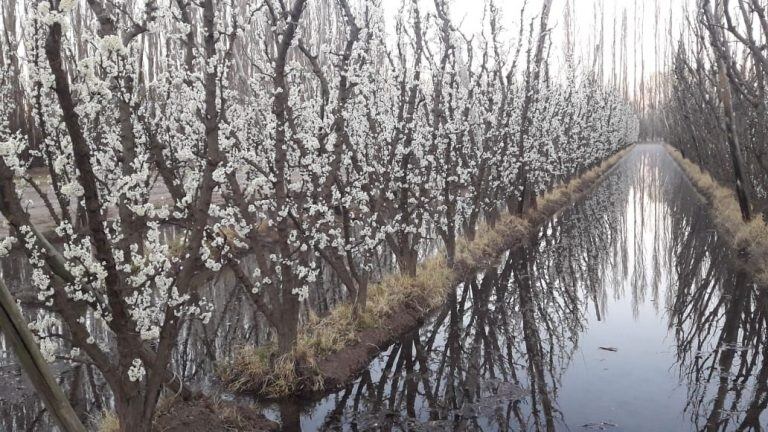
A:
[{"left": 153, "top": 399, "right": 279, "bottom": 432}]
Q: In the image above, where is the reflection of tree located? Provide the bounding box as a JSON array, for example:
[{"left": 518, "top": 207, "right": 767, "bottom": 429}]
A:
[
  {"left": 672, "top": 258, "right": 768, "bottom": 432},
  {"left": 665, "top": 157, "right": 768, "bottom": 431},
  {"left": 6, "top": 148, "right": 766, "bottom": 431},
  {"left": 513, "top": 246, "right": 557, "bottom": 432},
  {"left": 308, "top": 153, "right": 634, "bottom": 432},
  {"left": 276, "top": 146, "right": 768, "bottom": 431},
  {"left": 0, "top": 245, "right": 385, "bottom": 429}
]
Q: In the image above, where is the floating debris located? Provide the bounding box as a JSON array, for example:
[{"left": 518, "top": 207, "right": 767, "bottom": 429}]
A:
[{"left": 582, "top": 421, "right": 619, "bottom": 430}]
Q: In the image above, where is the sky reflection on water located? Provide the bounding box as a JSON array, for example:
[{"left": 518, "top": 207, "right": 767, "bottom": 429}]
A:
[
  {"left": 1, "top": 145, "right": 766, "bottom": 431},
  {"left": 282, "top": 144, "right": 768, "bottom": 432}
]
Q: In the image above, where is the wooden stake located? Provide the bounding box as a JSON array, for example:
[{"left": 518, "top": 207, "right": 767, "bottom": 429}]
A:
[{"left": 0, "top": 278, "right": 87, "bottom": 432}]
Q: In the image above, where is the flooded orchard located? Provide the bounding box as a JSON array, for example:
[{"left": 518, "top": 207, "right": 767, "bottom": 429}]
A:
[
  {"left": 1, "top": 144, "right": 767, "bottom": 431},
  {"left": 266, "top": 144, "right": 768, "bottom": 431}
]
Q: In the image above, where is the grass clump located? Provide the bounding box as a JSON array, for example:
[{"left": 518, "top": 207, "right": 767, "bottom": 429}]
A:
[
  {"left": 299, "top": 303, "right": 376, "bottom": 357},
  {"left": 222, "top": 344, "right": 322, "bottom": 398},
  {"left": 366, "top": 256, "right": 455, "bottom": 318},
  {"left": 455, "top": 216, "right": 531, "bottom": 268},
  {"left": 96, "top": 411, "right": 120, "bottom": 432}
]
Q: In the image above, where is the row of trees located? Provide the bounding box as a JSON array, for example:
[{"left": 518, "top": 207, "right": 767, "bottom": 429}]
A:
[
  {"left": 0, "top": 0, "right": 636, "bottom": 429},
  {"left": 296, "top": 145, "right": 768, "bottom": 432},
  {"left": 664, "top": 0, "right": 768, "bottom": 219}
]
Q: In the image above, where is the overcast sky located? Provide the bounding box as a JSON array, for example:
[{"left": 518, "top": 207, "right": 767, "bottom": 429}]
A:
[{"left": 380, "top": 0, "right": 689, "bottom": 91}]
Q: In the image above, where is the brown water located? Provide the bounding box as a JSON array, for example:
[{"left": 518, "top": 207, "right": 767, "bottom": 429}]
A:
[{"left": 1, "top": 144, "right": 767, "bottom": 431}]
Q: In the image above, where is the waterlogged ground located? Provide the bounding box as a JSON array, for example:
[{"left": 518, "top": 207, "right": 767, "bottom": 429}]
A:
[
  {"left": 1, "top": 144, "right": 767, "bottom": 431},
  {"left": 267, "top": 144, "right": 768, "bottom": 431}
]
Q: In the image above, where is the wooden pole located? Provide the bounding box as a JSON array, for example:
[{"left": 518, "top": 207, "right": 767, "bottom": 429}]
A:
[{"left": 0, "top": 278, "right": 87, "bottom": 432}]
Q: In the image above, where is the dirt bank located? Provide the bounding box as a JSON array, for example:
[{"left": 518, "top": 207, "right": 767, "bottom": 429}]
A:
[
  {"left": 99, "top": 397, "right": 279, "bottom": 432},
  {"left": 153, "top": 398, "right": 279, "bottom": 432},
  {"left": 665, "top": 145, "right": 768, "bottom": 286}
]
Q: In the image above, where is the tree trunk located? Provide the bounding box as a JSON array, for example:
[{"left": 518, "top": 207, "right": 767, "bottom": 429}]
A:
[
  {"left": 114, "top": 391, "right": 151, "bottom": 432},
  {"left": 397, "top": 248, "right": 419, "bottom": 277},
  {"left": 354, "top": 279, "right": 368, "bottom": 316},
  {"left": 707, "top": 0, "right": 753, "bottom": 221},
  {"left": 277, "top": 294, "right": 300, "bottom": 355}
]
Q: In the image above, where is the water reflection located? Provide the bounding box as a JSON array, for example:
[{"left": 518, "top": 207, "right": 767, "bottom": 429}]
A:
[
  {"left": 670, "top": 221, "right": 768, "bottom": 430},
  {"left": 0, "top": 231, "right": 393, "bottom": 430},
  {"left": 1, "top": 145, "right": 767, "bottom": 431},
  {"left": 286, "top": 145, "right": 768, "bottom": 431}
]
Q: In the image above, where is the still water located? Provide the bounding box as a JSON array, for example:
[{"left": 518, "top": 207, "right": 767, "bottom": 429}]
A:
[
  {"left": 1, "top": 144, "right": 766, "bottom": 431},
  {"left": 272, "top": 144, "right": 768, "bottom": 431}
]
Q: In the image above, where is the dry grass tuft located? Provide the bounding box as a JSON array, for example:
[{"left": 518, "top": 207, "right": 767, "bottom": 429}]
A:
[
  {"left": 96, "top": 411, "right": 120, "bottom": 432},
  {"left": 367, "top": 256, "right": 455, "bottom": 317},
  {"left": 666, "top": 145, "right": 768, "bottom": 285},
  {"left": 223, "top": 345, "right": 290, "bottom": 397},
  {"left": 224, "top": 145, "right": 633, "bottom": 397},
  {"left": 223, "top": 343, "right": 323, "bottom": 398},
  {"left": 299, "top": 304, "right": 374, "bottom": 357},
  {"left": 207, "top": 397, "right": 255, "bottom": 430}
]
